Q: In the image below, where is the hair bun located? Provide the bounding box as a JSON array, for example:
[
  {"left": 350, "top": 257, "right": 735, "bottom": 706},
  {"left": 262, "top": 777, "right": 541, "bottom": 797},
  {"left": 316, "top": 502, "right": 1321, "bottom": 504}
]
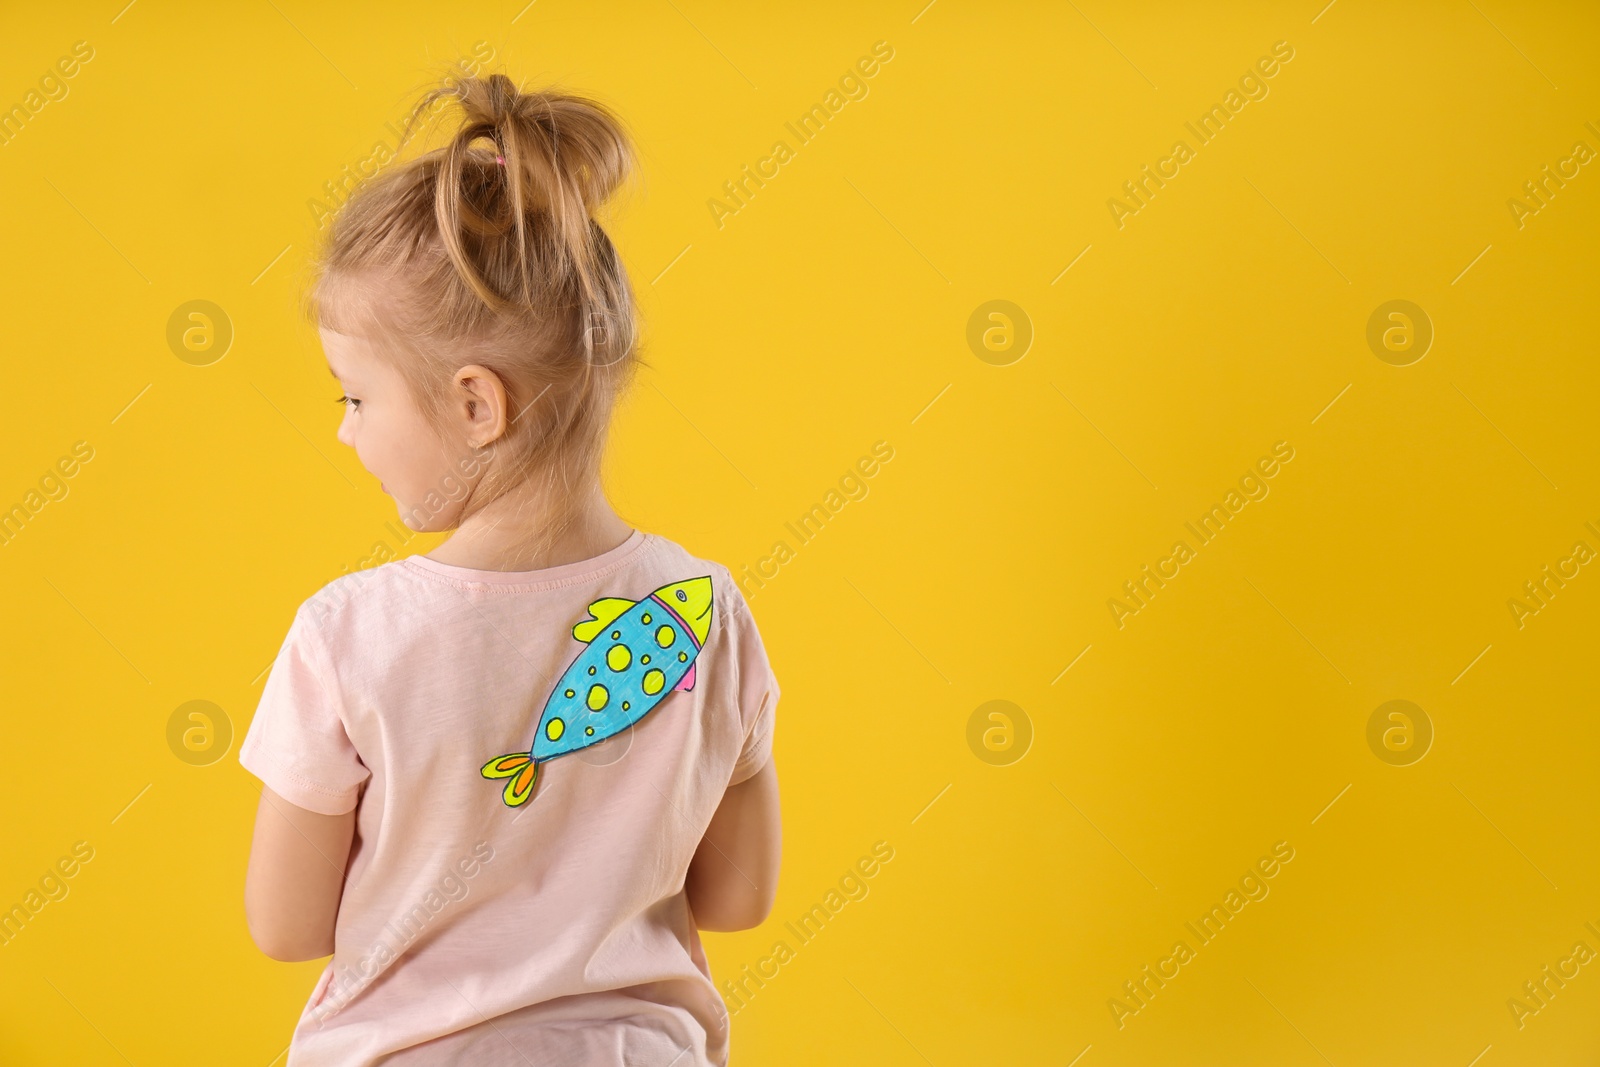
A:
[
  {"left": 404, "top": 71, "right": 637, "bottom": 314},
  {"left": 437, "top": 72, "right": 632, "bottom": 216}
]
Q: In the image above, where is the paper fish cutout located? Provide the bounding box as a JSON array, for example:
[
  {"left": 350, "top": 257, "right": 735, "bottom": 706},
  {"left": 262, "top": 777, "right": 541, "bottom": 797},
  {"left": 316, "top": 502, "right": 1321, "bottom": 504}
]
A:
[{"left": 481, "top": 576, "right": 714, "bottom": 807}]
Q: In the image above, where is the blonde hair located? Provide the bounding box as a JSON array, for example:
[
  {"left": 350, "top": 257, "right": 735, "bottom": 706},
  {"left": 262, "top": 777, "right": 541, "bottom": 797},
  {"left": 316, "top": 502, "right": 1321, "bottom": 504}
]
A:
[{"left": 302, "top": 71, "right": 643, "bottom": 558}]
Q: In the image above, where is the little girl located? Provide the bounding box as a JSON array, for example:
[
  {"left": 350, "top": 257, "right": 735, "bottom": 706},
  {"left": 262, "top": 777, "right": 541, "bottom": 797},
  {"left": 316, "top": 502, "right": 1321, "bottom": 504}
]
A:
[{"left": 240, "top": 72, "right": 782, "bottom": 1066}]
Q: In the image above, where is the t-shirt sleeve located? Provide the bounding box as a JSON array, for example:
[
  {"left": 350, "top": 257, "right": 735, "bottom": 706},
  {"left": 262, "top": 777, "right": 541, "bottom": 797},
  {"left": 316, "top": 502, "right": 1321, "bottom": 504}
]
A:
[
  {"left": 238, "top": 603, "right": 370, "bottom": 816},
  {"left": 727, "top": 591, "right": 781, "bottom": 785}
]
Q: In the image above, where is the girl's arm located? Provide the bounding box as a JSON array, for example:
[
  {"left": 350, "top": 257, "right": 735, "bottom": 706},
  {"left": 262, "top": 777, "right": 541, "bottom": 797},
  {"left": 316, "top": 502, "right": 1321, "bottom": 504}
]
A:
[
  {"left": 685, "top": 757, "right": 781, "bottom": 931},
  {"left": 244, "top": 785, "right": 355, "bottom": 961}
]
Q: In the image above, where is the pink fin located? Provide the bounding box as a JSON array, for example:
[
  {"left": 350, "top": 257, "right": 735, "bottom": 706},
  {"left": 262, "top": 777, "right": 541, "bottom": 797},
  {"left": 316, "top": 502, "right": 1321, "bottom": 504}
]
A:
[{"left": 673, "top": 663, "right": 697, "bottom": 691}]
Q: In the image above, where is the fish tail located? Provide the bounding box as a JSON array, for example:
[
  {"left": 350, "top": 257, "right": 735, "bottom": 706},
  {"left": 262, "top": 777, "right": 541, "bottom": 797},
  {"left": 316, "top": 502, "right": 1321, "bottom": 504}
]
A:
[{"left": 480, "top": 752, "right": 539, "bottom": 807}]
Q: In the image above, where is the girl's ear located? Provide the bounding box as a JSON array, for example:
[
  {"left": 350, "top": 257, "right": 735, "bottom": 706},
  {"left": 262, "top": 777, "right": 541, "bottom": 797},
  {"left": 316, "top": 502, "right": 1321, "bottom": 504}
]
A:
[{"left": 453, "top": 364, "right": 509, "bottom": 448}]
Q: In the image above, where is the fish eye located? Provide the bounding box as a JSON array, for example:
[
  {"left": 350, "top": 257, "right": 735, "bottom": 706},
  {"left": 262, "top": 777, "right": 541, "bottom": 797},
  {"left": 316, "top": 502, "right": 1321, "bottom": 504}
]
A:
[{"left": 675, "top": 589, "right": 687, "bottom": 601}]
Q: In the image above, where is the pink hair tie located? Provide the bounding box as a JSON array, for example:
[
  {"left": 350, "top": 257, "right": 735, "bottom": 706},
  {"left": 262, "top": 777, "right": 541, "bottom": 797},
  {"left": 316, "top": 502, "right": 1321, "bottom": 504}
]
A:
[{"left": 495, "top": 154, "right": 505, "bottom": 166}]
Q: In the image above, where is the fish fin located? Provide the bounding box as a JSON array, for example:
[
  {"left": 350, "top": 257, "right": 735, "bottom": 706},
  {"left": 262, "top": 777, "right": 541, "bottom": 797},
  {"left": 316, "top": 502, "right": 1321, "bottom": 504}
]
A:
[
  {"left": 502, "top": 762, "right": 538, "bottom": 807},
  {"left": 481, "top": 752, "right": 531, "bottom": 778},
  {"left": 673, "top": 662, "right": 697, "bottom": 691},
  {"left": 481, "top": 752, "right": 538, "bottom": 807},
  {"left": 573, "top": 597, "right": 636, "bottom": 643}
]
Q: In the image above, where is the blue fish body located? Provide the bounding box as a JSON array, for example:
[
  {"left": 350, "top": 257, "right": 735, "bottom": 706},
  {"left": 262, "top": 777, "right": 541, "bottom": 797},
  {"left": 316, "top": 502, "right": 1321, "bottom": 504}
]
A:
[
  {"left": 536, "top": 592, "right": 705, "bottom": 758},
  {"left": 481, "top": 575, "right": 715, "bottom": 806}
]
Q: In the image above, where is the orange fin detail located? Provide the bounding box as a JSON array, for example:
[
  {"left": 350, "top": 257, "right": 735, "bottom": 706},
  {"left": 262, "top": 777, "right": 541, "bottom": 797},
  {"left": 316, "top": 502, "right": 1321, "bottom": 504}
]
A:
[
  {"left": 481, "top": 753, "right": 531, "bottom": 778},
  {"left": 502, "top": 761, "right": 538, "bottom": 806}
]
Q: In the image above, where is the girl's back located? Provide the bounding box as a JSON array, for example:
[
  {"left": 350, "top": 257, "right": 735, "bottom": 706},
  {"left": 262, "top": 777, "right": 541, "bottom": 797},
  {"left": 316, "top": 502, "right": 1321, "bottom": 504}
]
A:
[{"left": 242, "top": 530, "right": 778, "bottom": 1063}]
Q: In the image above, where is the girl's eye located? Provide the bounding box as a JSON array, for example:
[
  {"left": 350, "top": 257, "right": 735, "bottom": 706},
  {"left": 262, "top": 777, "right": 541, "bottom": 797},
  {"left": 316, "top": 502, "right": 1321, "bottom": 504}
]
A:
[{"left": 336, "top": 395, "right": 362, "bottom": 411}]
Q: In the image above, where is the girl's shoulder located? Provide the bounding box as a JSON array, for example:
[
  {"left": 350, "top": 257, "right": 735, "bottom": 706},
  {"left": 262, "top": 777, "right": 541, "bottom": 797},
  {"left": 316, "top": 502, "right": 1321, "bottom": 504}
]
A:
[
  {"left": 293, "top": 556, "right": 415, "bottom": 635},
  {"left": 282, "top": 533, "right": 763, "bottom": 654}
]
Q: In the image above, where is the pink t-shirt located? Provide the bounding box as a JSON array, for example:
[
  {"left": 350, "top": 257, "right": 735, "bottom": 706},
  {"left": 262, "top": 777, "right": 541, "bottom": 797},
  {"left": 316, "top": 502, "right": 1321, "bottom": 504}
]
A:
[{"left": 238, "top": 529, "right": 780, "bottom": 1066}]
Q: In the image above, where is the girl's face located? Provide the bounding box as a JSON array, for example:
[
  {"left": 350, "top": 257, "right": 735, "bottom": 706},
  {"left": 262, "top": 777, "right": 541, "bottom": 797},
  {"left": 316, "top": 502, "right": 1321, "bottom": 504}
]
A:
[{"left": 321, "top": 327, "right": 470, "bottom": 531}]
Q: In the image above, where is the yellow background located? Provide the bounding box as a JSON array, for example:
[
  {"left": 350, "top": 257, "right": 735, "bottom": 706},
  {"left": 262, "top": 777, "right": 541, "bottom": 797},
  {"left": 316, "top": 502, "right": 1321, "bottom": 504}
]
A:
[{"left": 2, "top": 1, "right": 1597, "bottom": 1063}]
